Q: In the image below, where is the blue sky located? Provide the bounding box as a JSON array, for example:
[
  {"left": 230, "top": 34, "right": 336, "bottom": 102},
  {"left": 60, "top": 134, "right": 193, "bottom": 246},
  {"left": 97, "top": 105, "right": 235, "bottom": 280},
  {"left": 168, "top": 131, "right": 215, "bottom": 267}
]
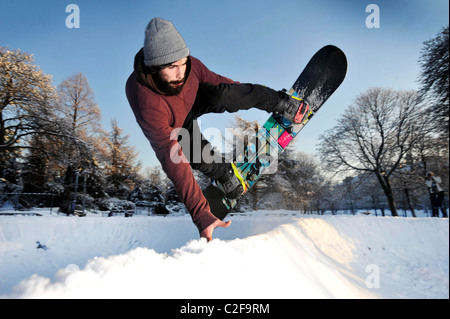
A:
[{"left": 1, "top": 0, "right": 448, "bottom": 169}]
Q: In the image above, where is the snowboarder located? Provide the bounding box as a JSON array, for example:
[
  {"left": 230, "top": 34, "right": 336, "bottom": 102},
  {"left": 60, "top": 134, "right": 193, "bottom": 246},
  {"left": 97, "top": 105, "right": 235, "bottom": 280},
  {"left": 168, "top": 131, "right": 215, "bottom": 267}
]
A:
[
  {"left": 425, "top": 172, "right": 447, "bottom": 218},
  {"left": 126, "top": 18, "right": 304, "bottom": 240}
]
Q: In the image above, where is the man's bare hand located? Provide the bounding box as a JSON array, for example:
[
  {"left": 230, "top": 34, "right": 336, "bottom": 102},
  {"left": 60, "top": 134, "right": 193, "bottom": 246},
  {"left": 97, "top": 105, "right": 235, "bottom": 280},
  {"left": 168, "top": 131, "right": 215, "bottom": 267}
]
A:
[{"left": 200, "top": 219, "right": 231, "bottom": 242}]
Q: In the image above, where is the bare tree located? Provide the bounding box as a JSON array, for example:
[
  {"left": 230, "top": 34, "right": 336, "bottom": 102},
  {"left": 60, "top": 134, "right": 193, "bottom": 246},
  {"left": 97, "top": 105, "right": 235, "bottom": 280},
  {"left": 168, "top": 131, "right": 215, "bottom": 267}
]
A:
[
  {"left": 54, "top": 73, "right": 104, "bottom": 170},
  {"left": 55, "top": 73, "right": 106, "bottom": 210},
  {"left": 418, "top": 25, "right": 449, "bottom": 136},
  {"left": 57, "top": 72, "right": 101, "bottom": 135},
  {"left": 319, "top": 88, "right": 429, "bottom": 216}
]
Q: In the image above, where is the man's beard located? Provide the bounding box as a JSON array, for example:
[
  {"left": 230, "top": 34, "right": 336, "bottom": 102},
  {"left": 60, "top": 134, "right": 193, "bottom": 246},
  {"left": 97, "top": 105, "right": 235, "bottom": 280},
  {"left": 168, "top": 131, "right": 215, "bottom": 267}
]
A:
[{"left": 153, "top": 74, "right": 186, "bottom": 96}]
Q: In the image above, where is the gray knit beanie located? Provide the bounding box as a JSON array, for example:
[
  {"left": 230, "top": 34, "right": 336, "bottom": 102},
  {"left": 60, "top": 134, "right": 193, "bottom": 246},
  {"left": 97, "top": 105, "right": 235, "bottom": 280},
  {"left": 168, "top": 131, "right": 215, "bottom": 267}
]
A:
[{"left": 143, "top": 18, "right": 190, "bottom": 67}]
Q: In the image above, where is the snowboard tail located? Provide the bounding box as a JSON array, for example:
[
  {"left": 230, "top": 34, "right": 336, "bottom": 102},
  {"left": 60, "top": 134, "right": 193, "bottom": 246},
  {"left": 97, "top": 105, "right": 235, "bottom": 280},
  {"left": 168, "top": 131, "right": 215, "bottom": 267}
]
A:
[{"left": 203, "top": 45, "right": 348, "bottom": 220}]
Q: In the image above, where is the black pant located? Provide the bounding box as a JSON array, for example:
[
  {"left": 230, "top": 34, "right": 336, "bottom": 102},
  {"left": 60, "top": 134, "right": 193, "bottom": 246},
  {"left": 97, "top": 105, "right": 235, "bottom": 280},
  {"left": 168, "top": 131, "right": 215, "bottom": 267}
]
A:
[
  {"left": 179, "top": 83, "right": 281, "bottom": 180},
  {"left": 430, "top": 191, "right": 447, "bottom": 217}
]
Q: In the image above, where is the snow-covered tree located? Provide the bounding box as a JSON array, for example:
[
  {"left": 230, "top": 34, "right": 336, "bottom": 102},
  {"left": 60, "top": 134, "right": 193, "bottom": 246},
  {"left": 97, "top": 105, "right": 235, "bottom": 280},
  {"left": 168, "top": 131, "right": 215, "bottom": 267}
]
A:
[
  {"left": 226, "top": 116, "right": 334, "bottom": 212},
  {"left": 0, "top": 47, "right": 59, "bottom": 180},
  {"left": 266, "top": 150, "right": 331, "bottom": 213},
  {"left": 104, "top": 119, "right": 141, "bottom": 198}
]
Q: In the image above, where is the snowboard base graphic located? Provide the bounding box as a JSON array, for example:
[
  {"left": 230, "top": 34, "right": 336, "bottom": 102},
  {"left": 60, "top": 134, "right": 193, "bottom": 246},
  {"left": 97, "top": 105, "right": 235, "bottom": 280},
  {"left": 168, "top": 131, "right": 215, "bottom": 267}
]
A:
[{"left": 203, "top": 45, "right": 348, "bottom": 220}]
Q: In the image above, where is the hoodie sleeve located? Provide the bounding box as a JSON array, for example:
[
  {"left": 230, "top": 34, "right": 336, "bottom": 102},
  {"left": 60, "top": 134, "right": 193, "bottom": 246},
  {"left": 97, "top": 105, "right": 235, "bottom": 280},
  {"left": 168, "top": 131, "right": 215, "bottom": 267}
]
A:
[{"left": 125, "top": 73, "right": 218, "bottom": 233}]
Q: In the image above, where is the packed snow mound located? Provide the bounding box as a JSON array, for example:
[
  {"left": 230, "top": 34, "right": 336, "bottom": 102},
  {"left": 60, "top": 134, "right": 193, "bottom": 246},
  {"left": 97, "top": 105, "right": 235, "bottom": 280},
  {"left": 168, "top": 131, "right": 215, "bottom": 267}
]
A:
[{"left": 0, "top": 211, "right": 448, "bottom": 298}]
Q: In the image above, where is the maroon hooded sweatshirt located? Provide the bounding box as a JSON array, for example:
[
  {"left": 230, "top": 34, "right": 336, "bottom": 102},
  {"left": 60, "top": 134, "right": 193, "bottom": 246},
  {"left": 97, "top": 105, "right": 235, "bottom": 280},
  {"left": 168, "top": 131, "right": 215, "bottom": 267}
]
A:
[{"left": 125, "top": 49, "right": 235, "bottom": 233}]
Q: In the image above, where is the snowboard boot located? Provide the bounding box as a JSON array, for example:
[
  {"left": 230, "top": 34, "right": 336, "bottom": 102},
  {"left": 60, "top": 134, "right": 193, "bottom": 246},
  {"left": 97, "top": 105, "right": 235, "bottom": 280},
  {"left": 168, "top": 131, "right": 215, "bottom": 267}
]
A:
[
  {"left": 216, "top": 163, "right": 246, "bottom": 199},
  {"left": 276, "top": 92, "right": 311, "bottom": 124}
]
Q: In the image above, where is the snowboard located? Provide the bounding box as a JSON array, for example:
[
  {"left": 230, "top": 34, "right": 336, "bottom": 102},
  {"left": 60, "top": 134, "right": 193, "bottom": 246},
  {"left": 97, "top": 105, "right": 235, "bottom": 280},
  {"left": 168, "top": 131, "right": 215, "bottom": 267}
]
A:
[{"left": 203, "top": 45, "right": 348, "bottom": 220}]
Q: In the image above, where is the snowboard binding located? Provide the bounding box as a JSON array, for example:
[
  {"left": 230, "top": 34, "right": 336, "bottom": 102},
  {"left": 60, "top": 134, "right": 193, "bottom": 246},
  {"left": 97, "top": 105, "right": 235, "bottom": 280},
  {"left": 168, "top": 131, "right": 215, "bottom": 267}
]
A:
[{"left": 213, "top": 162, "right": 247, "bottom": 200}]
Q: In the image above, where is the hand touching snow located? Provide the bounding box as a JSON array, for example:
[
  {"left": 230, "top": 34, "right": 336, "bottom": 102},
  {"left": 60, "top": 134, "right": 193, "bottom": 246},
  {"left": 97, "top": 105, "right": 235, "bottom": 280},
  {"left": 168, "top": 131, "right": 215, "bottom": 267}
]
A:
[{"left": 200, "top": 219, "right": 231, "bottom": 241}]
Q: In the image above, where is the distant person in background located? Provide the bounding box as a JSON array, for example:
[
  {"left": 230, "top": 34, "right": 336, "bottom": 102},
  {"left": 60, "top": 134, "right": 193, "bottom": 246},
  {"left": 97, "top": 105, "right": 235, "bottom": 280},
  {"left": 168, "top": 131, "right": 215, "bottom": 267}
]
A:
[{"left": 425, "top": 172, "right": 447, "bottom": 218}]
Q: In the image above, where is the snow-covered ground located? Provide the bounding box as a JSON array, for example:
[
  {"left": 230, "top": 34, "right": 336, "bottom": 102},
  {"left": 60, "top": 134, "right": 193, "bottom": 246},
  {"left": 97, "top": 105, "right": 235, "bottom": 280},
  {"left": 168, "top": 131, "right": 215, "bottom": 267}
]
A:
[{"left": 0, "top": 209, "right": 448, "bottom": 299}]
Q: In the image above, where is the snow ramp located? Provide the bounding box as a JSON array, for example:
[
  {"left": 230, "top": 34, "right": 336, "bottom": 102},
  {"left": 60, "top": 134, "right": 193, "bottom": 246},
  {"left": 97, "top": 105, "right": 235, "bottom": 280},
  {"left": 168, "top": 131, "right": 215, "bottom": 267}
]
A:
[{"left": 0, "top": 212, "right": 448, "bottom": 298}]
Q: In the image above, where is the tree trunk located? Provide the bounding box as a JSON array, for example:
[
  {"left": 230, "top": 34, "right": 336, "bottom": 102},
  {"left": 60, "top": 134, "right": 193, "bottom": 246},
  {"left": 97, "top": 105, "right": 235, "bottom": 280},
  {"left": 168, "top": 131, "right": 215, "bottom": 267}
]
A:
[
  {"left": 403, "top": 188, "right": 417, "bottom": 217},
  {"left": 375, "top": 172, "right": 398, "bottom": 216}
]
